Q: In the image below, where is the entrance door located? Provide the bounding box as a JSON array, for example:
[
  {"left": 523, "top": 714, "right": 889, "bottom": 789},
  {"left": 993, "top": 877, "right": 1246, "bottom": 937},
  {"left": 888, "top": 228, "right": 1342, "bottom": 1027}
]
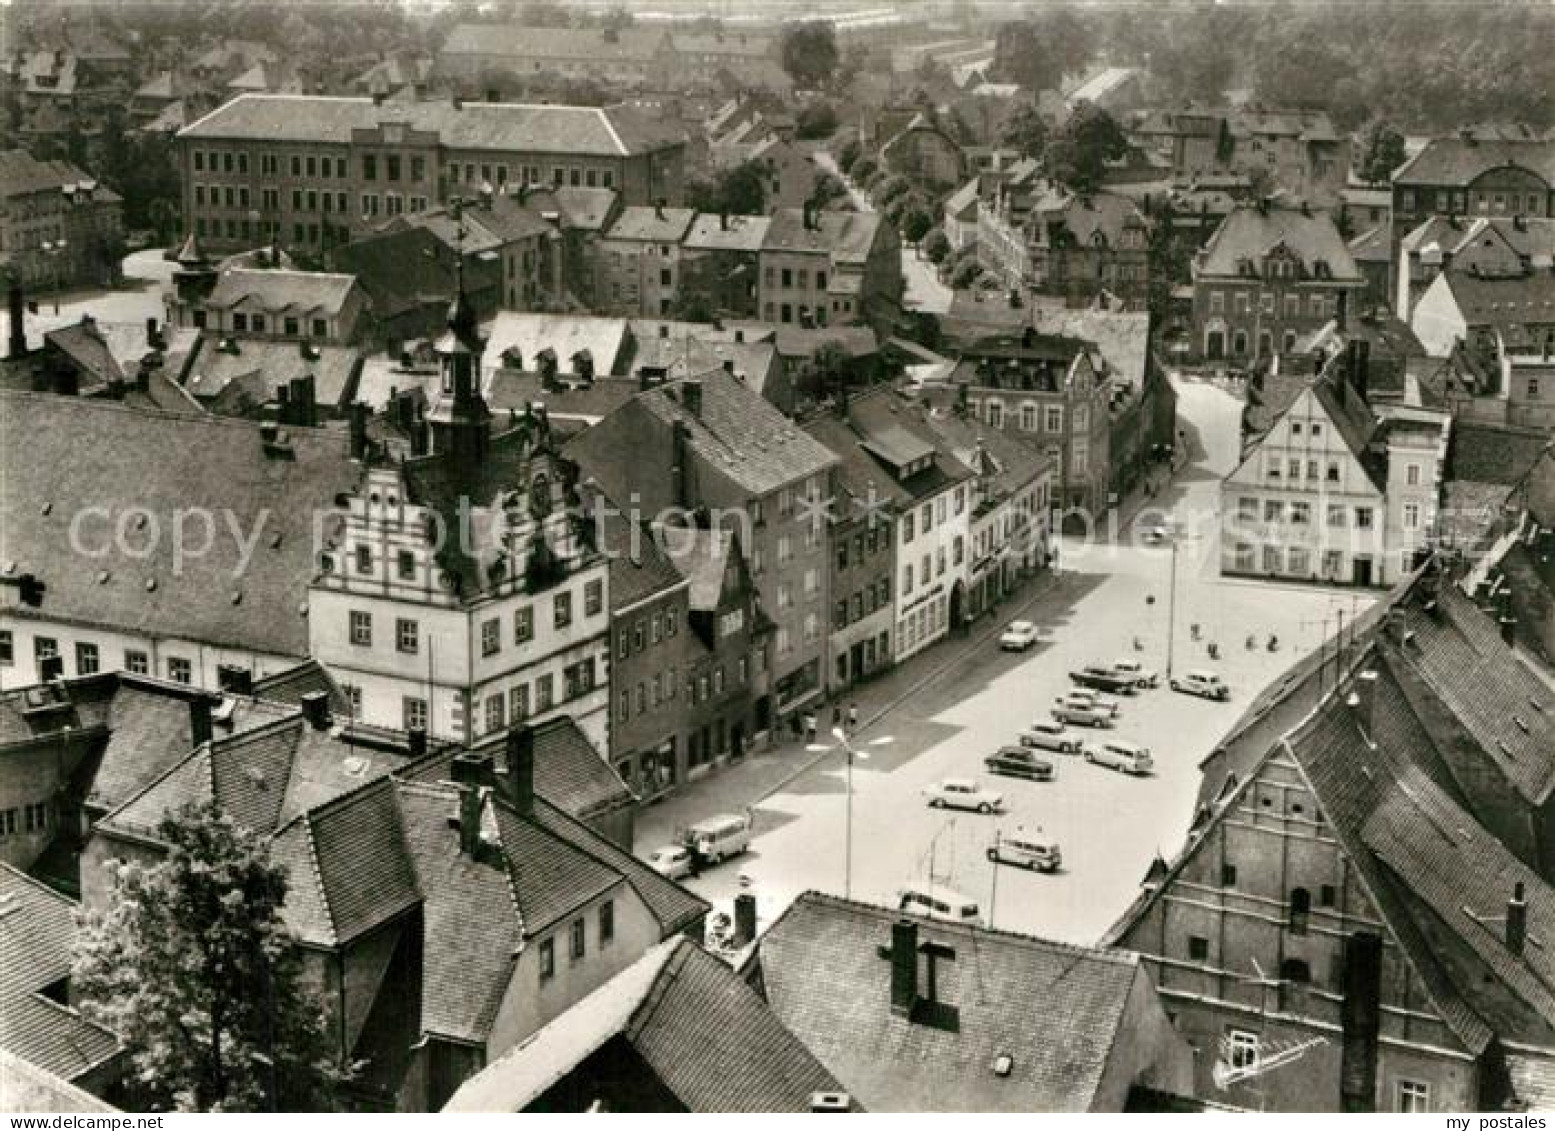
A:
[
  {"left": 1206, "top": 330, "right": 1225, "bottom": 360},
  {"left": 1352, "top": 556, "right": 1373, "bottom": 587}
]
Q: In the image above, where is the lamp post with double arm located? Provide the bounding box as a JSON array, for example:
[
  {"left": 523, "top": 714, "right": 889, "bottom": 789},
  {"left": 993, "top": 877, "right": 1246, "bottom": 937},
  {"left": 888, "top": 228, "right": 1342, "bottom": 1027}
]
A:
[{"left": 807, "top": 724, "right": 894, "bottom": 900}]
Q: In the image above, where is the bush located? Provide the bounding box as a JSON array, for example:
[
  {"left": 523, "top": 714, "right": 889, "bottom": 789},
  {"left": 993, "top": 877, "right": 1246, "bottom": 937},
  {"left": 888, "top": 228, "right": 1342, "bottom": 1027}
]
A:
[
  {"left": 901, "top": 205, "right": 935, "bottom": 245},
  {"left": 850, "top": 155, "right": 879, "bottom": 184},
  {"left": 923, "top": 227, "right": 952, "bottom": 265},
  {"left": 837, "top": 139, "right": 863, "bottom": 173},
  {"left": 877, "top": 175, "right": 911, "bottom": 205},
  {"left": 950, "top": 258, "right": 984, "bottom": 288},
  {"left": 796, "top": 101, "right": 840, "bottom": 140}
]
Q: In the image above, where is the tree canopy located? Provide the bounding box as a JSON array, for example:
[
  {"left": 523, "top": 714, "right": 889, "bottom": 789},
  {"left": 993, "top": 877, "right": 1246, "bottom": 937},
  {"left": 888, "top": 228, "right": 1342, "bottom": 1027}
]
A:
[
  {"left": 1355, "top": 119, "right": 1407, "bottom": 185},
  {"left": 74, "top": 803, "right": 345, "bottom": 1112},
  {"left": 780, "top": 20, "right": 839, "bottom": 90},
  {"left": 1044, "top": 101, "right": 1128, "bottom": 194},
  {"left": 686, "top": 160, "right": 767, "bottom": 217}
]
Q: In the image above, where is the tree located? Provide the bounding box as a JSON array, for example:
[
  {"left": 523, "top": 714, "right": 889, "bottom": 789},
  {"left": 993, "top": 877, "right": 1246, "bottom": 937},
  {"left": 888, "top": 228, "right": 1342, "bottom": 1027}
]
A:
[
  {"left": 950, "top": 257, "right": 984, "bottom": 289},
  {"left": 991, "top": 20, "right": 1054, "bottom": 90},
  {"left": 1045, "top": 101, "right": 1128, "bottom": 194},
  {"left": 74, "top": 803, "right": 345, "bottom": 1112},
  {"left": 797, "top": 341, "right": 852, "bottom": 401},
  {"left": 923, "top": 227, "right": 952, "bottom": 265},
  {"left": 998, "top": 100, "right": 1049, "bottom": 161},
  {"left": 686, "top": 159, "right": 767, "bottom": 217},
  {"left": 780, "top": 20, "right": 839, "bottom": 90},
  {"left": 900, "top": 203, "right": 935, "bottom": 246},
  {"left": 519, "top": 0, "right": 571, "bottom": 27},
  {"left": 836, "top": 138, "right": 863, "bottom": 174},
  {"left": 811, "top": 173, "right": 847, "bottom": 208},
  {"left": 850, "top": 155, "right": 879, "bottom": 185},
  {"left": 877, "top": 175, "right": 911, "bottom": 206},
  {"left": 1355, "top": 118, "right": 1406, "bottom": 185},
  {"left": 796, "top": 101, "right": 839, "bottom": 140}
]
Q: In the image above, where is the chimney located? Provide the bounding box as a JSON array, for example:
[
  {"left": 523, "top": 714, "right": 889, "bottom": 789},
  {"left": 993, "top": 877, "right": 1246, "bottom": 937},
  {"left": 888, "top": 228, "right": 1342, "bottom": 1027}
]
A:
[
  {"left": 1507, "top": 882, "right": 1528, "bottom": 956},
  {"left": 348, "top": 401, "right": 369, "bottom": 460},
  {"left": 889, "top": 919, "right": 918, "bottom": 1017},
  {"left": 809, "top": 1092, "right": 851, "bottom": 1113},
  {"left": 408, "top": 725, "right": 428, "bottom": 757},
  {"left": 1500, "top": 610, "right": 1518, "bottom": 648},
  {"left": 1346, "top": 669, "right": 1379, "bottom": 736},
  {"left": 145, "top": 316, "right": 163, "bottom": 350},
  {"left": 671, "top": 418, "right": 692, "bottom": 509},
  {"left": 8, "top": 279, "right": 25, "bottom": 359},
  {"left": 1336, "top": 289, "right": 1349, "bottom": 332},
  {"left": 681, "top": 379, "right": 703, "bottom": 418},
  {"left": 501, "top": 724, "right": 535, "bottom": 815},
  {"left": 1339, "top": 931, "right": 1383, "bottom": 1112},
  {"left": 300, "top": 689, "right": 331, "bottom": 729},
  {"left": 189, "top": 695, "right": 214, "bottom": 748},
  {"left": 655, "top": 198, "right": 666, "bottom": 221},
  {"left": 733, "top": 892, "right": 757, "bottom": 946}
]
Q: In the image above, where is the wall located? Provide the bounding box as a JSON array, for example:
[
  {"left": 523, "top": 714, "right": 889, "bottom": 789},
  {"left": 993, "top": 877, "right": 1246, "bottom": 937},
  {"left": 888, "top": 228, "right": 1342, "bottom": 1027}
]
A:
[{"left": 892, "top": 480, "right": 970, "bottom": 662}]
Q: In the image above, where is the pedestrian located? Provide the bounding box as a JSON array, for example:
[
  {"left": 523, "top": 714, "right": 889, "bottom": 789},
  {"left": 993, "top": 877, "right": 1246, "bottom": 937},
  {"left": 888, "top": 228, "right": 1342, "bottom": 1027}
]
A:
[
  {"left": 848, "top": 703, "right": 859, "bottom": 731},
  {"left": 832, "top": 704, "right": 842, "bottom": 730},
  {"left": 804, "top": 713, "right": 817, "bottom": 743}
]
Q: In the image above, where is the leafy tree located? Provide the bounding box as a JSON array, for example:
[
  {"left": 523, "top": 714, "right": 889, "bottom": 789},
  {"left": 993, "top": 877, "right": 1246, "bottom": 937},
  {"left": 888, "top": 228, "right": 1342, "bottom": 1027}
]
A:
[
  {"left": 74, "top": 802, "right": 346, "bottom": 1112},
  {"left": 670, "top": 292, "right": 716, "bottom": 323},
  {"left": 877, "top": 175, "right": 911, "bottom": 205},
  {"left": 796, "top": 341, "right": 852, "bottom": 401},
  {"left": 1355, "top": 118, "right": 1407, "bottom": 185},
  {"left": 1045, "top": 101, "right": 1128, "bottom": 194},
  {"left": 686, "top": 159, "right": 767, "bottom": 217},
  {"left": 780, "top": 20, "right": 839, "bottom": 90},
  {"left": 923, "top": 227, "right": 952, "bottom": 265},
  {"left": 796, "top": 101, "right": 840, "bottom": 140},
  {"left": 836, "top": 139, "right": 863, "bottom": 174},
  {"left": 811, "top": 173, "right": 847, "bottom": 207},
  {"left": 991, "top": 20, "right": 1053, "bottom": 90},
  {"left": 850, "top": 155, "right": 879, "bottom": 184},
  {"left": 950, "top": 257, "right": 984, "bottom": 289},
  {"left": 998, "top": 101, "right": 1049, "bottom": 161},
  {"left": 900, "top": 203, "right": 935, "bottom": 246}
]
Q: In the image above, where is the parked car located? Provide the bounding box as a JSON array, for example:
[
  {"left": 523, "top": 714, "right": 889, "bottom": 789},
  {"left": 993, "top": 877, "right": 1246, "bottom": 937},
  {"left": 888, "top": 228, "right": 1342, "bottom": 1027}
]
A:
[
  {"left": 1170, "top": 669, "right": 1231, "bottom": 701},
  {"left": 1140, "top": 520, "right": 1173, "bottom": 545},
  {"left": 1083, "top": 739, "right": 1154, "bottom": 775},
  {"left": 1019, "top": 719, "right": 1083, "bottom": 754},
  {"left": 1056, "top": 688, "right": 1121, "bottom": 716},
  {"left": 987, "top": 828, "right": 1062, "bottom": 872},
  {"left": 897, "top": 883, "right": 983, "bottom": 925},
  {"left": 1111, "top": 658, "right": 1160, "bottom": 689},
  {"left": 1052, "top": 700, "right": 1115, "bottom": 728},
  {"left": 923, "top": 777, "right": 1004, "bottom": 813},
  {"left": 681, "top": 812, "right": 752, "bottom": 865},
  {"left": 999, "top": 620, "right": 1041, "bottom": 651},
  {"left": 984, "top": 745, "right": 1056, "bottom": 781},
  {"left": 646, "top": 844, "right": 694, "bottom": 880},
  {"left": 1070, "top": 665, "right": 1138, "bottom": 694}
]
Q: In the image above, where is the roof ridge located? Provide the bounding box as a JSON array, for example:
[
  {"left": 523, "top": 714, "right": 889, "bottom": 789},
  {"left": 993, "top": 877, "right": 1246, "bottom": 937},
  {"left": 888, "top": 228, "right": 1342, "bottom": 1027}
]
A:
[{"left": 296, "top": 812, "right": 339, "bottom": 945}]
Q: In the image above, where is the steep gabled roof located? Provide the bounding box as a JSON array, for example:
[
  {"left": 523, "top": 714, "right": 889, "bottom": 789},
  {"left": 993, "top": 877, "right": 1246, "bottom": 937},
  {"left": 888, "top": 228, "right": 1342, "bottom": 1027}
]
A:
[
  {"left": 1394, "top": 138, "right": 1555, "bottom": 189},
  {"left": 1197, "top": 206, "right": 1363, "bottom": 283}
]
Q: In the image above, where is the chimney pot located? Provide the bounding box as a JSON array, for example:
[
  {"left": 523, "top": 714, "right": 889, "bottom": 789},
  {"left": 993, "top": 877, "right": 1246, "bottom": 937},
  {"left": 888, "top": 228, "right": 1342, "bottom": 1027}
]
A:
[
  {"left": 733, "top": 892, "right": 758, "bottom": 946},
  {"left": 189, "top": 695, "right": 214, "bottom": 748},
  {"left": 300, "top": 689, "right": 331, "bottom": 729},
  {"left": 503, "top": 725, "right": 535, "bottom": 815},
  {"left": 890, "top": 918, "right": 918, "bottom": 1017}
]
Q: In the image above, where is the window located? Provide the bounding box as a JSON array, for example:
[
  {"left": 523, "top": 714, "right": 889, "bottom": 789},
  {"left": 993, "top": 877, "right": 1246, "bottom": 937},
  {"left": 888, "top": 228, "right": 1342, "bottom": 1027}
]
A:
[
  {"left": 570, "top": 917, "right": 586, "bottom": 961},
  {"left": 403, "top": 696, "right": 427, "bottom": 731},
  {"left": 536, "top": 673, "right": 554, "bottom": 711},
  {"left": 396, "top": 618, "right": 419, "bottom": 654},
  {"left": 1396, "top": 1081, "right": 1430, "bottom": 1114},
  {"left": 75, "top": 642, "right": 99, "bottom": 675},
  {"left": 1188, "top": 936, "right": 1209, "bottom": 961},
  {"left": 168, "top": 657, "right": 192, "bottom": 685},
  {"left": 1406, "top": 463, "right": 1420, "bottom": 487},
  {"left": 511, "top": 684, "right": 529, "bottom": 721},
  {"left": 1289, "top": 887, "right": 1312, "bottom": 934},
  {"left": 539, "top": 937, "right": 555, "bottom": 982},
  {"left": 1290, "top": 501, "right": 1310, "bottom": 525},
  {"left": 1326, "top": 460, "right": 1339, "bottom": 482},
  {"left": 481, "top": 618, "right": 500, "bottom": 657},
  {"left": 584, "top": 579, "right": 603, "bottom": 617},
  {"left": 0, "top": 630, "right": 10, "bottom": 666},
  {"left": 554, "top": 591, "right": 573, "bottom": 628},
  {"left": 362, "top": 154, "right": 377, "bottom": 180},
  {"left": 484, "top": 694, "right": 506, "bottom": 734},
  {"left": 125, "top": 649, "right": 148, "bottom": 675},
  {"left": 515, "top": 605, "right": 534, "bottom": 643},
  {"left": 1238, "top": 497, "right": 1258, "bottom": 522},
  {"left": 599, "top": 899, "right": 614, "bottom": 944},
  {"left": 1221, "top": 863, "right": 1237, "bottom": 887},
  {"left": 1226, "top": 1029, "right": 1260, "bottom": 1071},
  {"left": 1403, "top": 502, "right": 1420, "bottom": 530},
  {"left": 397, "top": 550, "right": 416, "bottom": 580},
  {"left": 1355, "top": 507, "right": 1374, "bottom": 529},
  {"left": 350, "top": 610, "right": 372, "bottom": 646},
  {"left": 1263, "top": 500, "right": 1283, "bottom": 523}
]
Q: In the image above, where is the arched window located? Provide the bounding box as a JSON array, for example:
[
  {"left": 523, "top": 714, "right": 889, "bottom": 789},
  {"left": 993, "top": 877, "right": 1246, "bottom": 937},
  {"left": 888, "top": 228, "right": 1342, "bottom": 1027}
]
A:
[
  {"left": 1280, "top": 957, "right": 1311, "bottom": 983},
  {"left": 1289, "top": 887, "right": 1312, "bottom": 934}
]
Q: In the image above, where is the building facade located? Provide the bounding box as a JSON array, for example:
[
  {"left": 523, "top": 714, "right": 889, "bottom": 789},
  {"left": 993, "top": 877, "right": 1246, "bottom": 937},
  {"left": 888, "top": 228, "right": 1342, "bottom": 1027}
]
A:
[{"left": 0, "top": 150, "right": 123, "bottom": 290}]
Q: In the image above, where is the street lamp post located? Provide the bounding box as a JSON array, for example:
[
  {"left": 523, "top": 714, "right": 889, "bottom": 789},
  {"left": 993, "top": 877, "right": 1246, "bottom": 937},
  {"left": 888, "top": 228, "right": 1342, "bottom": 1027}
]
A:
[
  {"left": 807, "top": 725, "right": 893, "bottom": 900},
  {"left": 1166, "top": 536, "right": 1179, "bottom": 681},
  {"left": 40, "top": 238, "right": 67, "bottom": 315}
]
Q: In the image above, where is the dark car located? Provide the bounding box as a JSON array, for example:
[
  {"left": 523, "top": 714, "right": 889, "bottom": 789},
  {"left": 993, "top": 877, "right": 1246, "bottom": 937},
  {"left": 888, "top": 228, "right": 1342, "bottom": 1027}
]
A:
[
  {"left": 983, "top": 745, "right": 1056, "bottom": 782},
  {"left": 1069, "top": 665, "right": 1138, "bottom": 694}
]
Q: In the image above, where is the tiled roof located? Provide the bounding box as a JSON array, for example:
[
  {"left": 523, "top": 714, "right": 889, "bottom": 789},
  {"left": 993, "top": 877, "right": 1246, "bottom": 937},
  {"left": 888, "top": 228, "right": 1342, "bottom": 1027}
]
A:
[
  {"left": 1394, "top": 138, "right": 1555, "bottom": 189},
  {"left": 1348, "top": 225, "right": 1392, "bottom": 264},
  {"left": 331, "top": 225, "right": 499, "bottom": 324},
  {"left": 445, "top": 937, "right": 844, "bottom": 1112},
  {"left": 1197, "top": 206, "right": 1363, "bottom": 282},
  {"left": 482, "top": 313, "right": 631, "bottom": 378},
  {"left": 1243, "top": 368, "right": 1313, "bottom": 437},
  {"left": 182, "top": 334, "right": 363, "bottom": 410},
  {"left": 485, "top": 371, "right": 640, "bottom": 421},
  {"left": 803, "top": 389, "right": 972, "bottom": 511},
  {"left": 764, "top": 208, "right": 884, "bottom": 265},
  {"left": 919, "top": 406, "right": 1052, "bottom": 501},
  {"left": 43, "top": 319, "right": 122, "bottom": 388},
  {"left": 1029, "top": 189, "right": 1145, "bottom": 250},
  {"left": 756, "top": 892, "right": 1147, "bottom": 1112},
  {"left": 0, "top": 865, "right": 121, "bottom": 1082},
  {"left": 0, "top": 392, "right": 361, "bottom": 658},
  {"left": 593, "top": 502, "right": 687, "bottom": 614},
  {"left": 683, "top": 212, "right": 770, "bottom": 253},
  {"left": 252, "top": 658, "right": 350, "bottom": 713},
  {"left": 0, "top": 149, "right": 112, "bottom": 201},
  {"left": 0, "top": 1048, "right": 118, "bottom": 1112},
  {"left": 181, "top": 95, "right": 686, "bottom": 158},
  {"left": 636, "top": 368, "right": 839, "bottom": 496},
  {"left": 604, "top": 206, "right": 695, "bottom": 244},
  {"left": 206, "top": 269, "right": 358, "bottom": 318},
  {"left": 1448, "top": 421, "right": 1552, "bottom": 488},
  {"left": 1443, "top": 268, "right": 1555, "bottom": 326},
  {"left": 462, "top": 715, "right": 637, "bottom": 822},
  {"left": 673, "top": 527, "right": 738, "bottom": 613}
]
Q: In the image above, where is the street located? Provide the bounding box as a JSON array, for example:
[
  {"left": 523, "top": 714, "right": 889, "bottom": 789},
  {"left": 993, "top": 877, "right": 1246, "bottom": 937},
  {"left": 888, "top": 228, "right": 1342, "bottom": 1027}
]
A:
[
  {"left": 635, "top": 376, "right": 1374, "bottom": 944},
  {"left": 0, "top": 247, "right": 170, "bottom": 351}
]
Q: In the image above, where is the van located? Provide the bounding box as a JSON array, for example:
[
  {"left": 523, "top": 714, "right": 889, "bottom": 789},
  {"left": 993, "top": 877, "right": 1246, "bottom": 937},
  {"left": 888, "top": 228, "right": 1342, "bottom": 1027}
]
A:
[
  {"left": 896, "top": 883, "right": 983, "bottom": 926},
  {"left": 683, "top": 812, "right": 751, "bottom": 864},
  {"left": 1083, "top": 739, "right": 1154, "bottom": 775},
  {"left": 987, "top": 829, "right": 1062, "bottom": 872}
]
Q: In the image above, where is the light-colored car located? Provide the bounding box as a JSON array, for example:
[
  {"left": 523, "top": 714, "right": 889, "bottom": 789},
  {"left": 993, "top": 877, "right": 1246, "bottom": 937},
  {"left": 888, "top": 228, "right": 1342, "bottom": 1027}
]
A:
[
  {"left": 1170, "top": 669, "right": 1231, "bottom": 701},
  {"left": 923, "top": 777, "right": 1005, "bottom": 814},
  {"left": 1019, "top": 719, "right": 1083, "bottom": 754},
  {"left": 987, "top": 828, "right": 1062, "bottom": 872},
  {"left": 999, "top": 620, "right": 1041, "bottom": 651},
  {"left": 1083, "top": 739, "right": 1154, "bottom": 775},
  {"left": 1052, "top": 700, "right": 1115, "bottom": 728},
  {"left": 646, "top": 844, "right": 693, "bottom": 880},
  {"left": 1111, "top": 658, "right": 1160, "bottom": 689},
  {"left": 1056, "top": 688, "right": 1121, "bottom": 715},
  {"left": 897, "top": 883, "right": 983, "bottom": 925}
]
